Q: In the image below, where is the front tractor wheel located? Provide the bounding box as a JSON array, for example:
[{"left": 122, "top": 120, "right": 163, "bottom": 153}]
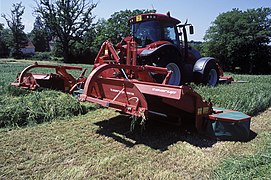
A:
[
  {"left": 145, "top": 47, "right": 183, "bottom": 85},
  {"left": 203, "top": 61, "right": 219, "bottom": 86},
  {"left": 152, "top": 58, "right": 183, "bottom": 86}
]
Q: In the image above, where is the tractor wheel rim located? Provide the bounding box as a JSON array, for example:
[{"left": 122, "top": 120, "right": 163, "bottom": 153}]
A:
[
  {"left": 166, "top": 63, "right": 181, "bottom": 85},
  {"left": 208, "top": 69, "right": 218, "bottom": 86}
]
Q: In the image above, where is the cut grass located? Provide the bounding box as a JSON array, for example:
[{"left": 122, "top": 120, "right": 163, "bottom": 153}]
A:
[
  {"left": 212, "top": 137, "right": 271, "bottom": 179},
  {"left": 0, "top": 107, "right": 270, "bottom": 179},
  {"left": 211, "top": 109, "right": 271, "bottom": 179},
  {"left": 0, "top": 89, "right": 96, "bottom": 127},
  {"left": 0, "top": 59, "right": 271, "bottom": 179},
  {"left": 0, "top": 59, "right": 95, "bottom": 128}
]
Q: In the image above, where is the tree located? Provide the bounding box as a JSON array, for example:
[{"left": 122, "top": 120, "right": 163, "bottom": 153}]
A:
[
  {"left": 0, "top": 28, "right": 13, "bottom": 47},
  {"left": 29, "top": 16, "right": 50, "bottom": 52},
  {"left": 203, "top": 8, "right": 271, "bottom": 74},
  {"left": 1, "top": 2, "right": 28, "bottom": 58},
  {"left": 0, "top": 23, "right": 9, "bottom": 57},
  {"left": 189, "top": 41, "right": 203, "bottom": 55},
  {"left": 91, "top": 9, "right": 156, "bottom": 51},
  {"left": 34, "top": 0, "right": 97, "bottom": 63}
]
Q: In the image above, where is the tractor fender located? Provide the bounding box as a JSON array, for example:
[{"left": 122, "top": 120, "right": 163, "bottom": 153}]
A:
[
  {"left": 193, "top": 57, "right": 216, "bottom": 74},
  {"left": 140, "top": 44, "right": 181, "bottom": 58}
]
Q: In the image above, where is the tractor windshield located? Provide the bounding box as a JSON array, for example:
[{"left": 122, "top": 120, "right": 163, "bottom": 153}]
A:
[
  {"left": 132, "top": 21, "right": 161, "bottom": 47},
  {"left": 132, "top": 20, "right": 178, "bottom": 47}
]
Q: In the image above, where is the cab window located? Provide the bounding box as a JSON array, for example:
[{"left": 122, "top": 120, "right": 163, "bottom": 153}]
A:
[{"left": 163, "top": 24, "right": 178, "bottom": 45}]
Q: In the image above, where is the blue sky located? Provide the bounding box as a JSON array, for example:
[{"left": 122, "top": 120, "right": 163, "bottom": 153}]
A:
[{"left": 0, "top": 0, "right": 270, "bottom": 41}]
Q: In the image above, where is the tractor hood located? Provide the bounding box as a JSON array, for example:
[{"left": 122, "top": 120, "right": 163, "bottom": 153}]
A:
[
  {"left": 138, "top": 41, "right": 172, "bottom": 57},
  {"left": 120, "top": 37, "right": 172, "bottom": 57}
]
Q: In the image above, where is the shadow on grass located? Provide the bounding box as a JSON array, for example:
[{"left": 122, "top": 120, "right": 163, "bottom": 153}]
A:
[
  {"left": 248, "top": 130, "right": 257, "bottom": 141},
  {"left": 95, "top": 114, "right": 219, "bottom": 151}
]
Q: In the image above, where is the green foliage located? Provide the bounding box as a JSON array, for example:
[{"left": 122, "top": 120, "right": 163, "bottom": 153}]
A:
[
  {"left": 29, "top": 16, "right": 51, "bottom": 52},
  {"left": 31, "top": 52, "right": 64, "bottom": 62},
  {"left": 193, "top": 75, "right": 271, "bottom": 116},
  {"left": 1, "top": 2, "right": 28, "bottom": 58},
  {"left": 203, "top": 8, "right": 271, "bottom": 74},
  {"left": 34, "top": 0, "right": 97, "bottom": 63},
  {"left": 31, "top": 52, "right": 58, "bottom": 61},
  {"left": 0, "top": 28, "right": 13, "bottom": 47},
  {"left": 0, "top": 25, "right": 10, "bottom": 57},
  {"left": 188, "top": 41, "right": 204, "bottom": 55},
  {"left": 211, "top": 134, "right": 271, "bottom": 179}
]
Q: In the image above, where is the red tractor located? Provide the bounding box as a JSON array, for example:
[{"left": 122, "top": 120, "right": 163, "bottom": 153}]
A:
[{"left": 100, "top": 12, "right": 230, "bottom": 86}]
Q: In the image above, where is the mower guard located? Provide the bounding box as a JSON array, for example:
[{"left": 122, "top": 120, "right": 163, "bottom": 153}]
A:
[{"left": 206, "top": 108, "right": 251, "bottom": 141}]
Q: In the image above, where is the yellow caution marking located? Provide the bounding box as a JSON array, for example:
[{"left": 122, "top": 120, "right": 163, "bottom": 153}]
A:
[{"left": 136, "top": 15, "right": 142, "bottom": 22}]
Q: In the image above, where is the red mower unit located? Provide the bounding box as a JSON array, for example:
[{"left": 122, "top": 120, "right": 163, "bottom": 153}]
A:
[
  {"left": 11, "top": 12, "right": 250, "bottom": 141},
  {"left": 11, "top": 62, "right": 87, "bottom": 92}
]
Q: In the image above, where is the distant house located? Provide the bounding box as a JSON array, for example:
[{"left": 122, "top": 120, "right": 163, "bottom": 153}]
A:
[{"left": 20, "top": 40, "right": 35, "bottom": 55}]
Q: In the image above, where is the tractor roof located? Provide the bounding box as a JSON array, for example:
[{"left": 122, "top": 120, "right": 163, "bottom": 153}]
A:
[{"left": 128, "top": 12, "right": 181, "bottom": 25}]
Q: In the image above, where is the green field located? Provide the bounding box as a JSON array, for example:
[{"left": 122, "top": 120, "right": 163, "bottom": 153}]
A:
[{"left": 0, "top": 59, "right": 271, "bottom": 179}]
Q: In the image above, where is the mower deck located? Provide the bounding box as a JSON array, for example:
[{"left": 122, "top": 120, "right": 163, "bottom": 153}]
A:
[{"left": 78, "top": 63, "right": 251, "bottom": 141}]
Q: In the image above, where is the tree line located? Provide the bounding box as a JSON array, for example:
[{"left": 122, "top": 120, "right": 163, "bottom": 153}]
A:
[
  {"left": 0, "top": 0, "right": 270, "bottom": 74},
  {"left": 203, "top": 8, "right": 271, "bottom": 74}
]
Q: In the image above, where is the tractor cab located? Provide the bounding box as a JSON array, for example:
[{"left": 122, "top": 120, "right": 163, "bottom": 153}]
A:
[
  {"left": 129, "top": 12, "right": 194, "bottom": 50},
  {"left": 129, "top": 13, "right": 180, "bottom": 48},
  {"left": 128, "top": 12, "right": 198, "bottom": 67},
  {"left": 131, "top": 18, "right": 180, "bottom": 48}
]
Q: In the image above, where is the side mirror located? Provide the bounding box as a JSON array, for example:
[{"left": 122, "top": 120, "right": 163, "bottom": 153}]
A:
[{"left": 189, "top": 25, "right": 194, "bottom": 34}]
